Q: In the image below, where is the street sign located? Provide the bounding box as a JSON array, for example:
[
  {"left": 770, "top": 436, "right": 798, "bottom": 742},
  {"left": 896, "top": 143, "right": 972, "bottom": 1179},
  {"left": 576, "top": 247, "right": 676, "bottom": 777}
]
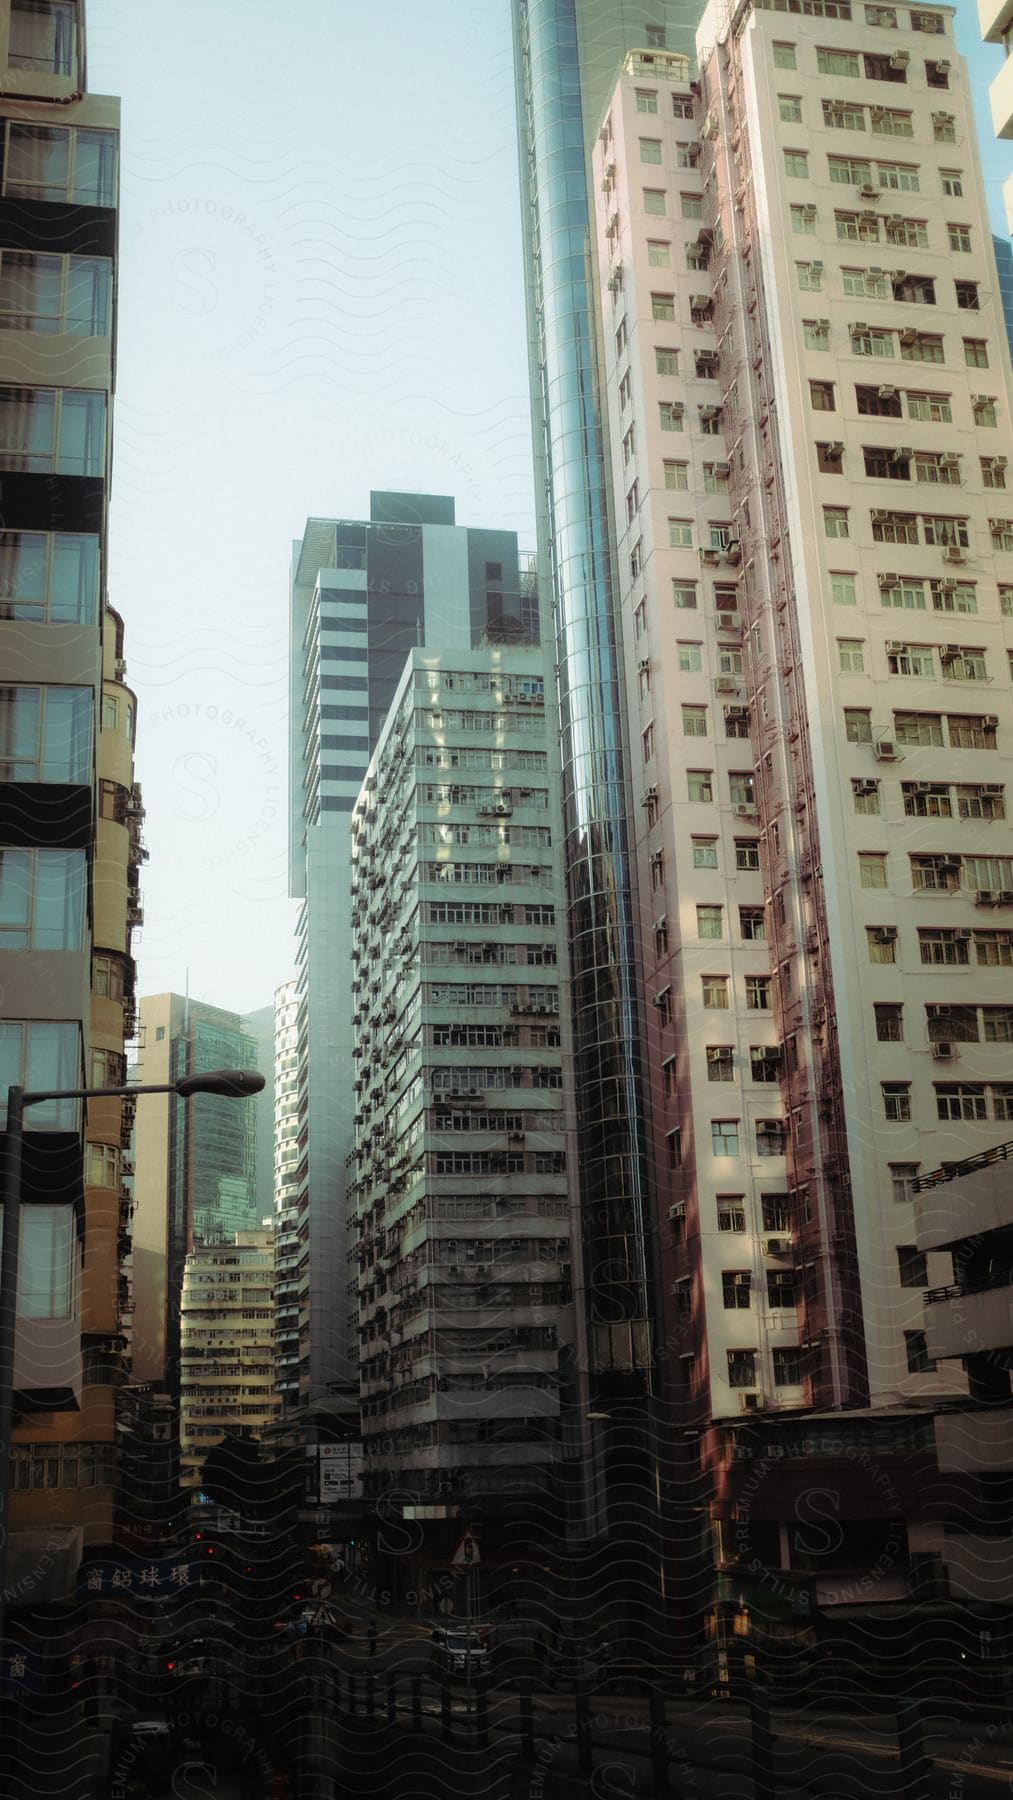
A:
[
  {"left": 310, "top": 1604, "right": 336, "bottom": 1628},
  {"left": 311, "top": 1578, "right": 332, "bottom": 1600},
  {"left": 451, "top": 1530, "right": 480, "bottom": 1569}
]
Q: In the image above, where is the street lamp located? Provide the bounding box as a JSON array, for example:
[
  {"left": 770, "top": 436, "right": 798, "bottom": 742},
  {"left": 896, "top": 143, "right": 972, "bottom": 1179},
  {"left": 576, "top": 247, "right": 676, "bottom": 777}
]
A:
[{"left": 0, "top": 1066, "right": 264, "bottom": 1654}]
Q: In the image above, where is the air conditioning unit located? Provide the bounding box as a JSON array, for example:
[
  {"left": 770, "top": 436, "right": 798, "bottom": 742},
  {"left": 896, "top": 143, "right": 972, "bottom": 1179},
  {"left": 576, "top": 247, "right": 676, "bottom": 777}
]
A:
[
  {"left": 877, "top": 384, "right": 895, "bottom": 398},
  {"left": 931, "top": 1041, "right": 955, "bottom": 1060},
  {"left": 725, "top": 541, "right": 743, "bottom": 563},
  {"left": 872, "top": 508, "right": 890, "bottom": 522},
  {"left": 756, "top": 1121, "right": 783, "bottom": 1136},
  {"left": 809, "top": 260, "right": 824, "bottom": 274},
  {"left": 944, "top": 546, "right": 966, "bottom": 563},
  {"left": 850, "top": 321, "right": 870, "bottom": 334},
  {"left": 707, "top": 1047, "right": 728, "bottom": 1063},
  {"left": 879, "top": 572, "right": 899, "bottom": 587},
  {"left": 939, "top": 453, "right": 960, "bottom": 469},
  {"left": 764, "top": 1238, "right": 789, "bottom": 1256},
  {"left": 989, "top": 518, "right": 1009, "bottom": 534},
  {"left": 859, "top": 184, "right": 879, "bottom": 200},
  {"left": 716, "top": 676, "right": 739, "bottom": 692},
  {"left": 954, "top": 927, "right": 972, "bottom": 941},
  {"left": 718, "top": 613, "right": 740, "bottom": 632},
  {"left": 855, "top": 779, "right": 879, "bottom": 796},
  {"left": 976, "top": 889, "right": 997, "bottom": 905},
  {"left": 899, "top": 328, "right": 918, "bottom": 346},
  {"left": 874, "top": 927, "right": 897, "bottom": 943},
  {"left": 886, "top": 640, "right": 907, "bottom": 655},
  {"left": 892, "top": 446, "right": 913, "bottom": 462},
  {"left": 998, "top": 891, "right": 1013, "bottom": 905},
  {"left": 740, "top": 1391, "right": 766, "bottom": 1411},
  {"left": 932, "top": 59, "right": 951, "bottom": 74},
  {"left": 984, "top": 715, "right": 999, "bottom": 728},
  {"left": 889, "top": 51, "right": 910, "bottom": 67},
  {"left": 983, "top": 783, "right": 1004, "bottom": 795},
  {"left": 701, "top": 548, "right": 721, "bottom": 565},
  {"left": 734, "top": 804, "right": 756, "bottom": 818},
  {"left": 114, "top": 657, "right": 127, "bottom": 677},
  {"left": 873, "top": 740, "right": 898, "bottom": 760},
  {"left": 826, "top": 441, "right": 844, "bottom": 459}
]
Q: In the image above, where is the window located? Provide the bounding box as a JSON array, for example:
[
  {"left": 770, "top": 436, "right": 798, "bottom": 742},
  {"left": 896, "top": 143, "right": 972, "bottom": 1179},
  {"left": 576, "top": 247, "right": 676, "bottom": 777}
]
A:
[
  {"left": 854, "top": 781, "right": 881, "bottom": 817},
  {"left": 903, "top": 782, "right": 951, "bottom": 818},
  {"left": 779, "top": 95, "right": 803, "bottom": 122},
  {"left": 947, "top": 223, "right": 971, "bottom": 254},
  {"left": 811, "top": 380, "right": 836, "bottom": 411},
  {"left": 844, "top": 709, "right": 872, "bottom": 743},
  {"left": 703, "top": 975, "right": 729, "bottom": 1009},
  {"left": 773, "top": 42, "right": 797, "bottom": 68},
  {"left": 829, "top": 154, "right": 872, "bottom": 186},
  {"left": 904, "top": 1331, "right": 935, "bottom": 1374},
  {"left": 973, "top": 396, "right": 998, "bottom": 428},
  {"left": 659, "top": 401, "right": 683, "bottom": 432},
  {"left": 824, "top": 507, "right": 849, "bottom": 539},
  {"left": 900, "top": 330, "right": 942, "bottom": 363},
  {"left": 697, "top": 904, "right": 723, "bottom": 940},
  {"left": 0, "top": 683, "right": 91, "bottom": 781},
  {"left": 692, "top": 837, "right": 718, "bottom": 869},
  {"left": 824, "top": 99, "right": 865, "bottom": 131},
  {"left": 666, "top": 1129, "right": 682, "bottom": 1169},
  {"left": 642, "top": 724, "right": 655, "bottom": 762},
  {"left": 683, "top": 704, "right": 707, "bottom": 737},
  {"left": 948, "top": 715, "right": 996, "bottom": 751},
  {"left": 936, "top": 1083, "right": 987, "bottom": 1122},
  {"left": 750, "top": 1045, "right": 780, "bottom": 1082},
  {"left": 615, "top": 317, "right": 627, "bottom": 356},
  {"left": 718, "top": 1196, "right": 746, "bottom": 1232},
  {"left": 818, "top": 48, "right": 860, "bottom": 76},
  {"left": 0, "top": 530, "right": 98, "bottom": 625},
  {"left": 784, "top": 150, "right": 809, "bottom": 178},
  {"left": 671, "top": 578, "right": 696, "bottom": 606},
  {"left": 728, "top": 1349, "right": 757, "bottom": 1388},
  {"left": 859, "top": 853, "right": 888, "bottom": 889},
  {"left": 688, "top": 770, "right": 713, "bottom": 803},
  {"left": 9, "top": 1, "right": 79, "bottom": 78},
  {"left": 735, "top": 840, "right": 760, "bottom": 872},
  {"left": 852, "top": 327, "right": 894, "bottom": 359},
  {"left": 873, "top": 107, "right": 913, "bottom": 137},
  {"left": 640, "top": 138, "right": 662, "bottom": 163},
  {"left": 804, "top": 319, "right": 831, "bottom": 350},
  {"left": 619, "top": 373, "right": 632, "bottom": 410},
  {"left": 867, "top": 925, "right": 896, "bottom": 962},
  {"left": 746, "top": 976, "right": 771, "bottom": 1010},
  {"left": 941, "top": 646, "right": 987, "bottom": 683},
  {"left": 669, "top": 519, "right": 693, "bottom": 549},
  {"left": 790, "top": 205, "right": 817, "bottom": 236},
  {"left": 838, "top": 639, "right": 865, "bottom": 673},
  {"left": 2, "top": 122, "right": 117, "bottom": 206},
  {"left": 0, "top": 1019, "right": 79, "bottom": 1128},
  {"left": 888, "top": 645, "right": 933, "bottom": 677},
  {"left": 729, "top": 771, "right": 753, "bottom": 807},
  {"left": 883, "top": 1082, "right": 911, "bottom": 1122},
  {"left": 865, "top": 445, "right": 910, "bottom": 480},
  {"left": 704, "top": 462, "right": 730, "bottom": 494},
  {"left": 648, "top": 240, "right": 671, "bottom": 266},
  {"left": 875, "top": 1003, "right": 903, "bottom": 1041},
  {"left": 773, "top": 1347, "right": 802, "bottom": 1386},
  {"left": 982, "top": 1007, "right": 1013, "bottom": 1044},
  {"left": 767, "top": 1269, "right": 797, "bottom": 1307},
  {"left": 894, "top": 710, "right": 942, "bottom": 751},
  {"left": 0, "top": 385, "right": 105, "bottom": 474},
  {"left": 740, "top": 906, "right": 765, "bottom": 941},
  {"left": 836, "top": 210, "right": 880, "bottom": 243},
  {"left": 636, "top": 88, "right": 658, "bottom": 113},
  {"left": 831, "top": 572, "right": 857, "bottom": 606},
  {"left": 963, "top": 339, "right": 988, "bottom": 369},
  {"left": 722, "top": 1267, "right": 750, "bottom": 1304},
  {"left": 644, "top": 189, "right": 667, "bottom": 215},
  {"left": 0, "top": 846, "right": 85, "bottom": 948},
  {"left": 982, "top": 458, "right": 1007, "bottom": 492},
  {"left": 677, "top": 640, "right": 702, "bottom": 672},
  {"left": 864, "top": 50, "right": 907, "bottom": 81},
  {"left": 0, "top": 250, "right": 111, "bottom": 336},
  {"left": 955, "top": 281, "right": 979, "bottom": 312},
  {"left": 845, "top": 269, "right": 888, "bottom": 302},
  {"left": 681, "top": 193, "right": 703, "bottom": 219},
  {"left": 907, "top": 392, "right": 952, "bottom": 424},
  {"left": 878, "top": 161, "right": 919, "bottom": 193},
  {"left": 707, "top": 1045, "right": 734, "bottom": 1081}
]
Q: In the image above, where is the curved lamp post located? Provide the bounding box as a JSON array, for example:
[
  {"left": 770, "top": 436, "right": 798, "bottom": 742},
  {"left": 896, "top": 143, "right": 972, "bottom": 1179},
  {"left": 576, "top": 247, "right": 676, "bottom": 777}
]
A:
[{"left": 0, "top": 1067, "right": 265, "bottom": 1650}]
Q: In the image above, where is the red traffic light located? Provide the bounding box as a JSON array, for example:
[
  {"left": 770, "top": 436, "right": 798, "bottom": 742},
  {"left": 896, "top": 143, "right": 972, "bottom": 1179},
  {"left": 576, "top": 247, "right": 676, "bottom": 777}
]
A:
[
  {"left": 165, "top": 1660, "right": 176, "bottom": 1673},
  {"left": 193, "top": 1532, "right": 202, "bottom": 1541}
]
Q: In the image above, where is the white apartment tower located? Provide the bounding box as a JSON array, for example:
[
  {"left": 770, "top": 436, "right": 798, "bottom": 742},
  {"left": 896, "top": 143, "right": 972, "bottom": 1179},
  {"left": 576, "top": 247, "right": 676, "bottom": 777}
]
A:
[
  {"left": 348, "top": 647, "right": 579, "bottom": 1598},
  {"left": 590, "top": 4, "right": 1013, "bottom": 1673},
  {"left": 273, "top": 979, "right": 301, "bottom": 1404}
]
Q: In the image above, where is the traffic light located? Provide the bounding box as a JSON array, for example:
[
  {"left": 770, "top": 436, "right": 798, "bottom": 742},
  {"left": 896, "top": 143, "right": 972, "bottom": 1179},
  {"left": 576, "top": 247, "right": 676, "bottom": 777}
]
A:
[
  {"left": 165, "top": 1659, "right": 176, "bottom": 1674},
  {"left": 193, "top": 1532, "right": 203, "bottom": 1542}
]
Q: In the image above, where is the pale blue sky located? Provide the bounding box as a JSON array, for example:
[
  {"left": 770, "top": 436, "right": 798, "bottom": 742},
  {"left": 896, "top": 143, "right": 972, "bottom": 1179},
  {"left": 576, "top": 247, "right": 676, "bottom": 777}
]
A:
[{"left": 83, "top": 1, "right": 1012, "bottom": 1020}]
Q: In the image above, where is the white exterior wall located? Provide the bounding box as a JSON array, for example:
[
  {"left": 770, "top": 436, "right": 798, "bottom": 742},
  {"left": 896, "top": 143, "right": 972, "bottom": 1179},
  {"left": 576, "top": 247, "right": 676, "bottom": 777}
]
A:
[{"left": 595, "top": 2, "right": 1013, "bottom": 1424}]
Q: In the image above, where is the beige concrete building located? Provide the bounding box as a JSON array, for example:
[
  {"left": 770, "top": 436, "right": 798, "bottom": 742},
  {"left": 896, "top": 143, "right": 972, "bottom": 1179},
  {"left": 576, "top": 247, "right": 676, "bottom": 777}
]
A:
[
  {"left": 978, "top": 0, "right": 1013, "bottom": 228},
  {"left": 587, "top": 0, "right": 1013, "bottom": 1678},
  {"left": 179, "top": 1228, "right": 279, "bottom": 1491}
]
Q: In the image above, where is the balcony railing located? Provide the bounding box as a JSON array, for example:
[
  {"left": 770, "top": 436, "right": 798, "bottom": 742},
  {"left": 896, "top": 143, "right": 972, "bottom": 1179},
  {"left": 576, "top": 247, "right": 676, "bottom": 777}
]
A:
[{"left": 925, "top": 1264, "right": 1013, "bottom": 1306}]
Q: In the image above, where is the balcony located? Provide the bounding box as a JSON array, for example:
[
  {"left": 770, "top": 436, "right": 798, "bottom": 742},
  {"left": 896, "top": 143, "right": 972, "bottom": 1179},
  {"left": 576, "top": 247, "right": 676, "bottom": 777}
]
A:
[
  {"left": 924, "top": 1268, "right": 1013, "bottom": 1360},
  {"left": 914, "top": 1148, "right": 1013, "bottom": 1253}
]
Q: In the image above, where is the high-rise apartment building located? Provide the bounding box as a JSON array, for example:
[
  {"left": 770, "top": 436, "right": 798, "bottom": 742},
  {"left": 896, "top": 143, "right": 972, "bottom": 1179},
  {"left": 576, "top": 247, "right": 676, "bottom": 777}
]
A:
[
  {"left": 179, "top": 1229, "right": 279, "bottom": 1491},
  {"left": 0, "top": 0, "right": 135, "bottom": 1614},
  {"left": 132, "top": 995, "right": 259, "bottom": 1387},
  {"left": 348, "top": 646, "right": 576, "bottom": 1596},
  {"left": 515, "top": 0, "right": 1013, "bottom": 1684},
  {"left": 288, "top": 492, "right": 537, "bottom": 1405},
  {"left": 273, "top": 978, "right": 301, "bottom": 1405}
]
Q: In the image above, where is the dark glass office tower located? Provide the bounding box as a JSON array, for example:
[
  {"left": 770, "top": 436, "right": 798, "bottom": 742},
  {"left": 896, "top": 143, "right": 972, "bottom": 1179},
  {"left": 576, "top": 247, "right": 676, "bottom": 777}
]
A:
[{"left": 510, "top": 0, "right": 703, "bottom": 1654}]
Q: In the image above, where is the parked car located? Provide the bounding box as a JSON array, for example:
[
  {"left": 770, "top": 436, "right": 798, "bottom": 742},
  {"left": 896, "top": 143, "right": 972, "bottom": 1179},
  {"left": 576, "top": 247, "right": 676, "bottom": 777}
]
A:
[{"left": 428, "top": 1626, "right": 491, "bottom": 1681}]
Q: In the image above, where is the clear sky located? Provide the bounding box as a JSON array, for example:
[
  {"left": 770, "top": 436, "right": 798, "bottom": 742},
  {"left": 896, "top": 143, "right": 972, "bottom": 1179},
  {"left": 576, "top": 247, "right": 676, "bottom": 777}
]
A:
[{"left": 84, "top": 0, "right": 1012, "bottom": 1021}]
